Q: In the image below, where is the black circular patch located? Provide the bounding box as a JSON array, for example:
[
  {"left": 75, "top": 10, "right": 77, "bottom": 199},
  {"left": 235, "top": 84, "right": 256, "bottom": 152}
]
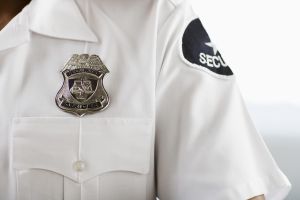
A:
[{"left": 182, "top": 18, "right": 233, "bottom": 76}]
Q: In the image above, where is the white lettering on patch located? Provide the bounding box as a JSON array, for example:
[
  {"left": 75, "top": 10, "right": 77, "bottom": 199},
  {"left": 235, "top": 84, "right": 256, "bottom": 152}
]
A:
[{"left": 199, "top": 52, "right": 228, "bottom": 68}]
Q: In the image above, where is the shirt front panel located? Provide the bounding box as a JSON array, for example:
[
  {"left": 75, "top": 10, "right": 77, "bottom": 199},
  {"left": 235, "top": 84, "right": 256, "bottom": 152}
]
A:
[{"left": 0, "top": 0, "right": 166, "bottom": 199}]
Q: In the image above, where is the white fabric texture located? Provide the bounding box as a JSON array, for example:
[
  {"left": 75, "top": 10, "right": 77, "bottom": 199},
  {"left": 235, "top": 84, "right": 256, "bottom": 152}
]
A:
[{"left": 0, "top": 0, "right": 291, "bottom": 199}]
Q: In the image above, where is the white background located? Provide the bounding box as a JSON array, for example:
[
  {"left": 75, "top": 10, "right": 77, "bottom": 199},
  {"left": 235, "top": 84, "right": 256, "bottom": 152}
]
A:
[{"left": 190, "top": 0, "right": 299, "bottom": 199}]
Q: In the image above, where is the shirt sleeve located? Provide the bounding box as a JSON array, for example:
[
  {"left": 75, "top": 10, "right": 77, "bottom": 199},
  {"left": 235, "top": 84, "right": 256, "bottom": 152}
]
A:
[{"left": 155, "top": 1, "right": 292, "bottom": 200}]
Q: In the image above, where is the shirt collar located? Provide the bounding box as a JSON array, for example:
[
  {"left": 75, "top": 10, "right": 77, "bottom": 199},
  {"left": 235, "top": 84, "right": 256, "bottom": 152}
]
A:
[
  {"left": 0, "top": 0, "right": 98, "bottom": 51},
  {"left": 0, "top": 5, "right": 30, "bottom": 51}
]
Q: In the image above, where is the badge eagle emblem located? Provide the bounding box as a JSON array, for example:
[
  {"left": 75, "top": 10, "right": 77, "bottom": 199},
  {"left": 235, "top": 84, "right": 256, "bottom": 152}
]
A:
[{"left": 55, "top": 54, "right": 110, "bottom": 116}]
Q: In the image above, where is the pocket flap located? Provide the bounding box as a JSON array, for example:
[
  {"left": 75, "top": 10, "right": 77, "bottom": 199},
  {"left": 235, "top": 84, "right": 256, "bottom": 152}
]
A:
[{"left": 12, "top": 117, "right": 153, "bottom": 183}]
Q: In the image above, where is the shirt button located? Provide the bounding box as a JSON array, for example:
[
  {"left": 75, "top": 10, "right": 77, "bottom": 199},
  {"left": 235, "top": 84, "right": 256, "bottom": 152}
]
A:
[{"left": 73, "top": 160, "right": 86, "bottom": 172}]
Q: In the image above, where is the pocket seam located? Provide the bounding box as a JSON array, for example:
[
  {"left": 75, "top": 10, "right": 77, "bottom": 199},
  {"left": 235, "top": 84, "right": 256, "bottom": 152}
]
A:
[{"left": 11, "top": 116, "right": 153, "bottom": 183}]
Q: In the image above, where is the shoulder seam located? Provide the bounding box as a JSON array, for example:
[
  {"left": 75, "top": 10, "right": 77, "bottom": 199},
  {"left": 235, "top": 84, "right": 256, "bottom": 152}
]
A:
[
  {"left": 166, "top": 0, "right": 185, "bottom": 8},
  {"left": 166, "top": 0, "right": 176, "bottom": 8}
]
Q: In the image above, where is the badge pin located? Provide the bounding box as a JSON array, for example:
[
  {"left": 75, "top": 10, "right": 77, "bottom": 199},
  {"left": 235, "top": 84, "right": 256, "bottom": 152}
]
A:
[{"left": 55, "top": 54, "right": 110, "bottom": 116}]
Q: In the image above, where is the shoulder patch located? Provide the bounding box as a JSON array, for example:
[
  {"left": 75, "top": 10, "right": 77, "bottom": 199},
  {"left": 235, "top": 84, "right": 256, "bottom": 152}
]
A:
[{"left": 182, "top": 18, "right": 233, "bottom": 76}]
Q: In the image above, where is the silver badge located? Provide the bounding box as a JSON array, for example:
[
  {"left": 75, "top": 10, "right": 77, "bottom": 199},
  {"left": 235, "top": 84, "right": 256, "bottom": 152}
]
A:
[{"left": 55, "top": 54, "right": 110, "bottom": 116}]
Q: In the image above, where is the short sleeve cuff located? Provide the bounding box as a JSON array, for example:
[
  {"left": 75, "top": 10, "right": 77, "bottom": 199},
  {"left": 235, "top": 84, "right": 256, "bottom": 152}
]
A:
[{"left": 231, "top": 169, "right": 292, "bottom": 200}]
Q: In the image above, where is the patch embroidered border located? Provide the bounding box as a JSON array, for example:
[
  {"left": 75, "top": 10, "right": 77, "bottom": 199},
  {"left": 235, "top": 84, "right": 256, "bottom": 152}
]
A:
[{"left": 180, "top": 18, "right": 234, "bottom": 78}]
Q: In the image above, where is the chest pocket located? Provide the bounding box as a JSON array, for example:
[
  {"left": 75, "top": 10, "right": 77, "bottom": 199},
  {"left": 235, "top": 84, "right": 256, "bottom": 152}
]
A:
[{"left": 11, "top": 117, "right": 153, "bottom": 200}]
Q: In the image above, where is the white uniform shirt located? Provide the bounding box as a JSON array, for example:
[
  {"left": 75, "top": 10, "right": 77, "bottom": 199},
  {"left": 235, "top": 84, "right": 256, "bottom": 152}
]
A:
[{"left": 0, "top": 0, "right": 292, "bottom": 199}]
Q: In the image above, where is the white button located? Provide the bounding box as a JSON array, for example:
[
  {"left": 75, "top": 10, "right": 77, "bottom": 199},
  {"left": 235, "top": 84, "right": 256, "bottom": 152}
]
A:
[{"left": 73, "top": 160, "right": 86, "bottom": 172}]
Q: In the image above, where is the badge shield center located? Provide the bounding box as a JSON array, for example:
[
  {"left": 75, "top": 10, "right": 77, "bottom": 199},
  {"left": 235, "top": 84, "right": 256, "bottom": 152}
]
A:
[{"left": 68, "top": 73, "right": 98, "bottom": 102}]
